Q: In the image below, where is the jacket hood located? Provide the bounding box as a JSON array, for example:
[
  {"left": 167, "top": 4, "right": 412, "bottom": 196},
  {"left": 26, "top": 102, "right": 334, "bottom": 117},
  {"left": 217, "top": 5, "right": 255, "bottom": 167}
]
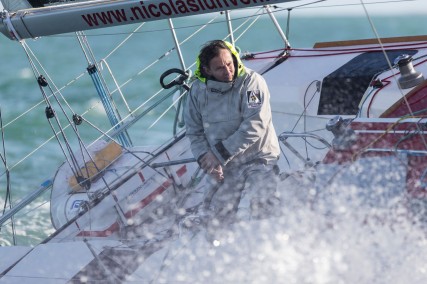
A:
[{"left": 194, "top": 41, "right": 245, "bottom": 83}]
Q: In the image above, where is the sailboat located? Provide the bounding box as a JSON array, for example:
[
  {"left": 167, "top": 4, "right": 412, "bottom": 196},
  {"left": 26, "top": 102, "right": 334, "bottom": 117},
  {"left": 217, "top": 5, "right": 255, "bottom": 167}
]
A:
[{"left": 1, "top": 0, "right": 427, "bottom": 282}]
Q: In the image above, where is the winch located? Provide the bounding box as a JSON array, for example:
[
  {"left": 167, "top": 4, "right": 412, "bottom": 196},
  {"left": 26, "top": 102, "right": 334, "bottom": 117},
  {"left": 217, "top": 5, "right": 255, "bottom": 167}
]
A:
[{"left": 395, "top": 54, "right": 424, "bottom": 89}]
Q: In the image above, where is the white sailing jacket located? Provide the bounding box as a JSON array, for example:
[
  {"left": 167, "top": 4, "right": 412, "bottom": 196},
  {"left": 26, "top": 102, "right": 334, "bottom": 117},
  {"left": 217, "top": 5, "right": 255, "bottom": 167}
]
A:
[{"left": 184, "top": 67, "right": 280, "bottom": 169}]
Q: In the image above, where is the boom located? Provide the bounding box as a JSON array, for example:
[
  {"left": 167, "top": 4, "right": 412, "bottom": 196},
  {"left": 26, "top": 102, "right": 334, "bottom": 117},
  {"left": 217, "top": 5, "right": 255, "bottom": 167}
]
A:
[{"left": 0, "top": 0, "right": 297, "bottom": 40}]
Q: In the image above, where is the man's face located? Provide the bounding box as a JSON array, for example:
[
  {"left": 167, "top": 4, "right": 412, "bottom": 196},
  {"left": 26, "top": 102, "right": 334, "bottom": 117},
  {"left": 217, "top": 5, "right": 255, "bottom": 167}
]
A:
[{"left": 205, "top": 48, "right": 235, "bottom": 82}]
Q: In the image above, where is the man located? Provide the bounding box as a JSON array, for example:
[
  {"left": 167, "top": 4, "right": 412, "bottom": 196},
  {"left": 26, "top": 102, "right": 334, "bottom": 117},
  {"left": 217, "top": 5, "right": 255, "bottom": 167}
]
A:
[{"left": 184, "top": 40, "right": 280, "bottom": 226}]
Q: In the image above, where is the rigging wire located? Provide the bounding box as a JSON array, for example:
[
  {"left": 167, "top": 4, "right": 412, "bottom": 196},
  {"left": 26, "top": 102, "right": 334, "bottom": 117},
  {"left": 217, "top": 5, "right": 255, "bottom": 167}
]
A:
[
  {"left": 20, "top": 42, "right": 84, "bottom": 184},
  {"left": 0, "top": 106, "right": 16, "bottom": 245}
]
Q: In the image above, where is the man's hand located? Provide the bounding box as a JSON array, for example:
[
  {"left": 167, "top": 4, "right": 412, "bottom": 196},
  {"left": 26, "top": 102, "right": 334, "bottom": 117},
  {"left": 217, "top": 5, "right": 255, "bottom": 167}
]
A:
[
  {"left": 199, "top": 151, "right": 224, "bottom": 182},
  {"left": 199, "top": 151, "right": 220, "bottom": 171},
  {"left": 210, "top": 165, "right": 224, "bottom": 182}
]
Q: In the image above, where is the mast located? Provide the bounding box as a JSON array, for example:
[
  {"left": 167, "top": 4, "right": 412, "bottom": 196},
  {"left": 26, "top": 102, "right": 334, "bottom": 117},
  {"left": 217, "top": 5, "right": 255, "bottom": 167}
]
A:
[{"left": 0, "top": 0, "right": 297, "bottom": 40}]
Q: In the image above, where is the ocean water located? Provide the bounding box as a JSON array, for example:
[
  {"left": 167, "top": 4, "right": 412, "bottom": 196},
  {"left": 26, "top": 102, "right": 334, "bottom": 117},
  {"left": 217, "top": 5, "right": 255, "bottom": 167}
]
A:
[{"left": 1, "top": 3, "right": 427, "bottom": 281}]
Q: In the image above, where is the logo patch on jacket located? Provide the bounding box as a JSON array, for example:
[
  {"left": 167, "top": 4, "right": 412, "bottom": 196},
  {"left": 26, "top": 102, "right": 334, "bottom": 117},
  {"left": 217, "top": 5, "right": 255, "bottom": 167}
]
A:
[{"left": 246, "top": 90, "right": 262, "bottom": 108}]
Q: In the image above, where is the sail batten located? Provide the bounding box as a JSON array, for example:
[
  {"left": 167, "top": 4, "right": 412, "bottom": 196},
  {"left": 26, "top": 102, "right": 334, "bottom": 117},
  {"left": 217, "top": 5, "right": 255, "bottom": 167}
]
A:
[{"left": 0, "top": 0, "right": 298, "bottom": 40}]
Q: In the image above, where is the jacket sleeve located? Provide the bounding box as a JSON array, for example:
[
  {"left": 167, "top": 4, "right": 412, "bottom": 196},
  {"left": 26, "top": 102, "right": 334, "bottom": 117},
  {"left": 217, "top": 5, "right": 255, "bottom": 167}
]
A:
[
  {"left": 212, "top": 72, "right": 272, "bottom": 164},
  {"left": 184, "top": 85, "right": 210, "bottom": 162}
]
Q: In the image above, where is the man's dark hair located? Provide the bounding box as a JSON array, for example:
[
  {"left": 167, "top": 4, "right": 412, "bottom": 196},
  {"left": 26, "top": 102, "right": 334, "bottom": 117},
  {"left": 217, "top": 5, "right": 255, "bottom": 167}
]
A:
[{"left": 198, "top": 40, "right": 237, "bottom": 79}]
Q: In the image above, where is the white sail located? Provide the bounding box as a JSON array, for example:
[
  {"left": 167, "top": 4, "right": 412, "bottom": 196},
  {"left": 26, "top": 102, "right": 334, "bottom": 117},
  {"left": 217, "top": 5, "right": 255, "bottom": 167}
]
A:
[{"left": 0, "top": 0, "right": 298, "bottom": 40}]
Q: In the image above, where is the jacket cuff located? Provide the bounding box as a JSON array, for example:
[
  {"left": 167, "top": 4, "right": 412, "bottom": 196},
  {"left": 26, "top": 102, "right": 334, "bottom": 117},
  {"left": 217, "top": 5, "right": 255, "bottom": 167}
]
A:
[
  {"left": 214, "top": 141, "right": 232, "bottom": 162},
  {"left": 196, "top": 152, "right": 207, "bottom": 166}
]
